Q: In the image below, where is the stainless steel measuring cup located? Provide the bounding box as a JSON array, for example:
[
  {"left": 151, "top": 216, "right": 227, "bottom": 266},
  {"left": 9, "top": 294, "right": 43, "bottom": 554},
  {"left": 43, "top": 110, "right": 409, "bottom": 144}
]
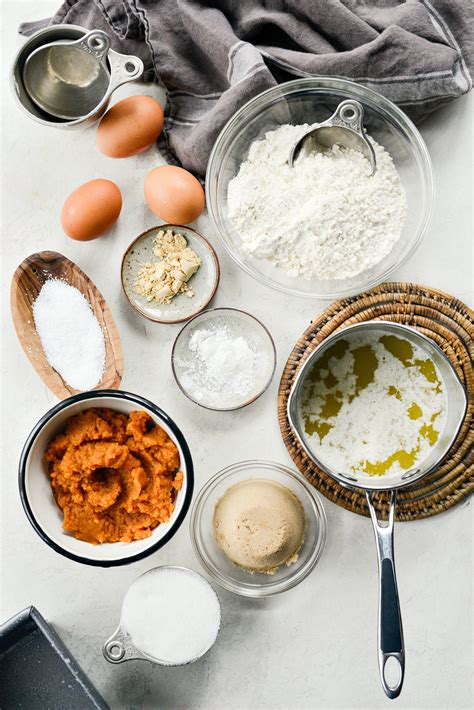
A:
[
  {"left": 103, "top": 566, "right": 222, "bottom": 667},
  {"left": 287, "top": 321, "right": 467, "bottom": 699},
  {"left": 23, "top": 30, "right": 112, "bottom": 120},
  {"left": 289, "top": 99, "right": 377, "bottom": 175},
  {"left": 11, "top": 24, "right": 144, "bottom": 128}
]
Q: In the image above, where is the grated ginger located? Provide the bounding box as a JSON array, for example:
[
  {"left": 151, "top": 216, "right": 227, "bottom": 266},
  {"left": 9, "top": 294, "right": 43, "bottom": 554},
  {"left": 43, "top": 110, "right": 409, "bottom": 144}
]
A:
[{"left": 134, "top": 229, "right": 201, "bottom": 304}]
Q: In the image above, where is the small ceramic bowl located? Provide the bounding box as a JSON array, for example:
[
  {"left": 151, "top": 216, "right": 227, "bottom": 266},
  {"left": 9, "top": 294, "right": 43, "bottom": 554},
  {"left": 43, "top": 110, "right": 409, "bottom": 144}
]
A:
[
  {"left": 121, "top": 225, "right": 220, "bottom": 324},
  {"left": 190, "top": 460, "right": 327, "bottom": 597},
  {"left": 18, "top": 390, "right": 194, "bottom": 567},
  {"left": 171, "top": 308, "right": 276, "bottom": 411}
]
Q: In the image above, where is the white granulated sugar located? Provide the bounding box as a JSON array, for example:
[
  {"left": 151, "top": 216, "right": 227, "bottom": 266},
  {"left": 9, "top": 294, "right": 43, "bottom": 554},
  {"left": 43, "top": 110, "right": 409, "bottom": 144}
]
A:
[
  {"left": 227, "top": 124, "right": 407, "bottom": 280},
  {"left": 121, "top": 568, "right": 221, "bottom": 665},
  {"left": 32, "top": 279, "right": 105, "bottom": 391},
  {"left": 177, "top": 324, "right": 260, "bottom": 407},
  {"left": 300, "top": 334, "right": 446, "bottom": 478}
]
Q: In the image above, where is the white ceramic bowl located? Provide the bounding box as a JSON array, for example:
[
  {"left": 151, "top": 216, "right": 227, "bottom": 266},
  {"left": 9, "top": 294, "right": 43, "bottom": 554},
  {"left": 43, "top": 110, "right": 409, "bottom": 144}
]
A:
[{"left": 18, "top": 390, "right": 194, "bottom": 566}]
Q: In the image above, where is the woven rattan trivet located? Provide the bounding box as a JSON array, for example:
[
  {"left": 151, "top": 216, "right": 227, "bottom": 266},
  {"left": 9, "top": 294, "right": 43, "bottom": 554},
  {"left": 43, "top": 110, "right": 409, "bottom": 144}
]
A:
[{"left": 278, "top": 282, "right": 474, "bottom": 521}]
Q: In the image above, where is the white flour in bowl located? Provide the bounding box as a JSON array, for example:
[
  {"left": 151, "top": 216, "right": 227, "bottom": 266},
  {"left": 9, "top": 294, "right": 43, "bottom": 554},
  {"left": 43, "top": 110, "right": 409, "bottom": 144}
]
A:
[{"left": 227, "top": 124, "right": 406, "bottom": 280}]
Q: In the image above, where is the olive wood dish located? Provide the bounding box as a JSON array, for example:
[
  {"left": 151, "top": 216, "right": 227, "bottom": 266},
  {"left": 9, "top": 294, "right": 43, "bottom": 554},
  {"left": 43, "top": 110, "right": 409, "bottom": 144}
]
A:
[
  {"left": 11, "top": 251, "right": 123, "bottom": 399},
  {"left": 121, "top": 225, "right": 220, "bottom": 324}
]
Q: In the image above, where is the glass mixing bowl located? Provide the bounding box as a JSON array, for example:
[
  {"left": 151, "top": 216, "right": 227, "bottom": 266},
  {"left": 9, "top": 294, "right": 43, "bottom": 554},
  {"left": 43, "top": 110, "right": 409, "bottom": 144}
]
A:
[
  {"left": 206, "top": 78, "right": 434, "bottom": 299},
  {"left": 171, "top": 308, "right": 276, "bottom": 411},
  {"left": 190, "top": 460, "right": 327, "bottom": 597}
]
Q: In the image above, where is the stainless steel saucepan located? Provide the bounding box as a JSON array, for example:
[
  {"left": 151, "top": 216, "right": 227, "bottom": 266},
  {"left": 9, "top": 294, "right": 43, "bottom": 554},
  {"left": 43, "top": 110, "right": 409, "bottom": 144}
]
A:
[{"left": 287, "top": 321, "right": 467, "bottom": 699}]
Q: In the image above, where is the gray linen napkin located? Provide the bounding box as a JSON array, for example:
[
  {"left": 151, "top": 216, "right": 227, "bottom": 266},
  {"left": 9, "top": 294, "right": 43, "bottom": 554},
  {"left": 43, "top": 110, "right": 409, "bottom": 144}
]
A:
[{"left": 20, "top": 0, "right": 472, "bottom": 178}]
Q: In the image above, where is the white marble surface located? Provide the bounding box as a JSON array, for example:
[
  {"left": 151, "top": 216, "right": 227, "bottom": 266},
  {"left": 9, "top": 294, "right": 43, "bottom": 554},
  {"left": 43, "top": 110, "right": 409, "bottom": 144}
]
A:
[{"left": 1, "top": 3, "right": 473, "bottom": 709}]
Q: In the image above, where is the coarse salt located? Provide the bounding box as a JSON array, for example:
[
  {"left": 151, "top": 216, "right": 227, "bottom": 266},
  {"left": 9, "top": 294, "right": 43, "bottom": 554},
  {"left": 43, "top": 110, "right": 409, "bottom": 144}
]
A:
[
  {"left": 32, "top": 279, "right": 105, "bottom": 391},
  {"left": 120, "top": 567, "right": 221, "bottom": 665}
]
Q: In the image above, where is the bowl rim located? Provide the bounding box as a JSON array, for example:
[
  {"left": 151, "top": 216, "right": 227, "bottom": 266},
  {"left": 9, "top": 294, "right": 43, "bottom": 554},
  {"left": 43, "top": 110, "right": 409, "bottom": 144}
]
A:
[
  {"left": 120, "top": 224, "right": 221, "bottom": 324},
  {"left": 171, "top": 307, "right": 277, "bottom": 411},
  {"left": 206, "top": 76, "right": 435, "bottom": 300},
  {"left": 18, "top": 389, "right": 194, "bottom": 567},
  {"left": 189, "top": 459, "right": 327, "bottom": 597}
]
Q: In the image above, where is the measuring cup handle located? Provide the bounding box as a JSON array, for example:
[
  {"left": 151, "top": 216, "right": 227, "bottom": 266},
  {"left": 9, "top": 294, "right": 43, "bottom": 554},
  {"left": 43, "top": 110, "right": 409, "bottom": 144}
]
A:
[
  {"left": 366, "top": 490, "right": 405, "bottom": 700},
  {"left": 79, "top": 30, "right": 110, "bottom": 63},
  {"left": 103, "top": 626, "right": 152, "bottom": 664},
  {"left": 103, "top": 626, "right": 136, "bottom": 664},
  {"left": 107, "top": 51, "right": 144, "bottom": 93},
  {"left": 327, "top": 99, "right": 365, "bottom": 133}
]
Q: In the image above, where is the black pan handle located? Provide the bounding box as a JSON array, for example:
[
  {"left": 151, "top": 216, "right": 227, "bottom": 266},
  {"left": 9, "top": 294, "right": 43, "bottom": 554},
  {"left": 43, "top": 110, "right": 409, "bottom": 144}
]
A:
[{"left": 366, "top": 490, "right": 405, "bottom": 699}]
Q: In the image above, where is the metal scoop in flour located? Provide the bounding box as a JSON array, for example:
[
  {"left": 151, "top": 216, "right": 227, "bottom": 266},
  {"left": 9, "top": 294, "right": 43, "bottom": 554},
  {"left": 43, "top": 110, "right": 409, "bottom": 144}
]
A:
[
  {"left": 289, "top": 99, "right": 376, "bottom": 175},
  {"left": 23, "top": 30, "right": 111, "bottom": 120}
]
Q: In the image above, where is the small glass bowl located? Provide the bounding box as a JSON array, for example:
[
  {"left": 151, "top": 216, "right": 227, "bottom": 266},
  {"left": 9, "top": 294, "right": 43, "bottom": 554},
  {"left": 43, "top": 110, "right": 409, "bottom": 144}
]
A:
[
  {"left": 190, "top": 460, "right": 327, "bottom": 597},
  {"left": 206, "top": 77, "right": 434, "bottom": 299},
  {"left": 171, "top": 308, "right": 276, "bottom": 411}
]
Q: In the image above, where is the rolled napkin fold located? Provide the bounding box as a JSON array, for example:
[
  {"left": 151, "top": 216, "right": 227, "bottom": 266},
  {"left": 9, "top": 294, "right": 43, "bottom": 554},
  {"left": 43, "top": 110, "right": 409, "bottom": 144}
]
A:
[{"left": 20, "top": 0, "right": 472, "bottom": 178}]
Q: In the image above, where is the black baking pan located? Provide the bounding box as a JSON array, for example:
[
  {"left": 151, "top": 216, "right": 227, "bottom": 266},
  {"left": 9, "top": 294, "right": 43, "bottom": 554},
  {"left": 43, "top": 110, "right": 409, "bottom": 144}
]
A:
[{"left": 0, "top": 606, "right": 109, "bottom": 710}]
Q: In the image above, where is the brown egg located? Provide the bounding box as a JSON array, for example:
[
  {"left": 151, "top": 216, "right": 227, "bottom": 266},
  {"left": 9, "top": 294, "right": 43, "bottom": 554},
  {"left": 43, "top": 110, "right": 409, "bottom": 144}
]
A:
[
  {"left": 96, "top": 96, "right": 164, "bottom": 158},
  {"left": 144, "top": 166, "right": 205, "bottom": 224},
  {"left": 61, "top": 179, "right": 122, "bottom": 241}
]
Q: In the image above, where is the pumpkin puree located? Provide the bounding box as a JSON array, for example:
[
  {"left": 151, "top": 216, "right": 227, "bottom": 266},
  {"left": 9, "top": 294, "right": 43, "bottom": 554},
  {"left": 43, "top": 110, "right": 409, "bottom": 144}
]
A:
[{"left": 45, "top": 408, "right": 183, "bottom": 544}]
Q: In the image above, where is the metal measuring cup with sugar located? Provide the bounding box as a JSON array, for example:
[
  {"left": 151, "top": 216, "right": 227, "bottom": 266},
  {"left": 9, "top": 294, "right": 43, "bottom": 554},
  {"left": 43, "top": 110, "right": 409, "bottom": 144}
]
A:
[
  {"left": 11, "top": 24, "right": 144, "bottom": 128},
  {"left": 103, "top": 566, "right": 222, "bottom": 667}
]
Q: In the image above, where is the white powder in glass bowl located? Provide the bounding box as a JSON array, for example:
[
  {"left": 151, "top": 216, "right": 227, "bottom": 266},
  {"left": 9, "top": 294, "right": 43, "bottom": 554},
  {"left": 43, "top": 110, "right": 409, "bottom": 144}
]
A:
[
  {"left": 179, "top": 325, "right": 259, "bottom": 405},
  {"left": 173, "top": 310, "right": 276, "bottom": 410}
]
